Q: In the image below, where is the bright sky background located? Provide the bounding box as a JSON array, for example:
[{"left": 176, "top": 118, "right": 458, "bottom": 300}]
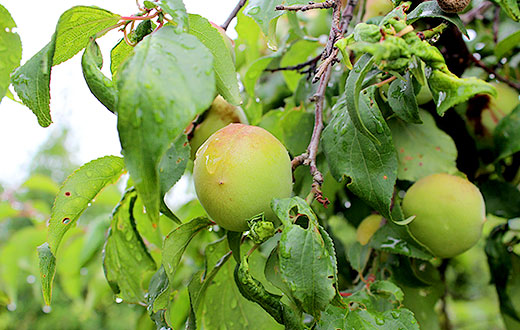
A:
[{"left": 0, "top": 0, "right": 238, "bottom": 187}]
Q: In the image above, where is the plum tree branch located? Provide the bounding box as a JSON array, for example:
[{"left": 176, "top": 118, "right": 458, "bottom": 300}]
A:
[
  {"left": 222, "top": 0, "right": 248, "bottom": 31},
  {"left": 290, "top": 0, "right": 359, "bottom": 206},
  {"left": 276, "top": 1, "right": 336, "bottom": 12},
  {"left": 470, "top": 54, "right": 520, "bottom": 90}
]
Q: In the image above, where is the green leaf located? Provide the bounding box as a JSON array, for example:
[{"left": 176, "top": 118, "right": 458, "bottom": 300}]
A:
[
  {"left": 188, "top": 14, "right": 241, "bottom": 105},
  {"left": 37, "top": 243, "right": 56, "bottom": 306},
  {"left": 495, "top": 105, "right": 520, "bottom": 160},
  {"left": 495, "top": 0, "right": 520, "bottom": 21},
  {"left": 158, "top": 133, "right": 190, "bottom": 198},
  {"left": 388, "top": 109, "right": 458, "bottom": 181},
  {"left": 162, "top": 217, "right": 213, "bottom": 285},
  {"left": 496, "top": 30, "right": 520, "bottom": 59},
  {"left": 244, "top": 0, "right": 295, "bottom": 35},
  {"left": 104, "top": 189, "right": 157, "bottom": 304},
  {"left": 147, "top": 266, "right": 171, "bottom": 328},
  {"left": 110, "top": 39, "right": 133, "bottom": 78},
  {"left": 485, "top": 225, "right": 520, "bottom": 322},
  {"left": 234, "top": 256, "right": 304, "bottom": 330},
  {"left": 0, "top": 4, "right": 22, "bottom": 102},
  {"left": 346, "top": 308, "right": 419, "bottom": 329},
  {"left": 322, "top": 89, "right": 398, "bottom": 221},
  {"left": 271, "top": 197, "right": 337, "bottom": 317},
  {"left": 315, "top": 304, "right": 349, "bottom": 330},
  {"left": 11, "top": 41, "right": 55, "bottom": 127},
  {"left": 370, "top": 280, "right": 404, "bottom": 303},
  {"left": 202, "top": 239, "right": 284, "bottom": 330},
  {"left": 345, "top": 54, "right": 381, "bottom": 144},
  {"left": 369, "top": 221, "right": 433, "bottom": 260},
  {"left": 158, "top": 0, "right": 188, "bottom": 31},
  {"left": 48, "top": 155, "right": 125, "bottom": 254},
  {"left": 109, "top": 20, "right": 155, "bottom": 79},
  {"left": 116, "top": 26, "right": 215, "bottom": 225},
  {"left": 11, "top": 6, "right": 120, "bottom": 127},
  {"left": 388, "top": 72, "right": 421, "bottom": 124},
  {"left": 186, "top": 240, "right": 233, "bottom": 330},
  {"left": 427, "top": 68, "right": 496, "bottom": 115},
  {"left": 81, "top": 38, "right": 117, "bottom": 112},
  {"left": 259, "top": 108, "right": 314, "bottom": 156},
  {"left": 53, "top": 6, "right": 121, "bottom": 65},
  {"left": 406, "top": 1, "right": 468, "bottom": 37},
  {"left": 244, "top": 55, "right": 276, "bottom": 96},
  {"left": 348, "top": 242, "right": 372, "bottom": 272},
  {"left": 479, "top": 180, "right": 520, "bottom": 219}
]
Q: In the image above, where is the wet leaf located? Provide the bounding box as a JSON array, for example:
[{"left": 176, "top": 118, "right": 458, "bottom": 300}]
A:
[
  {"left": 103, "top": 189, "right": 156, "bottom": 304},
  {"left": 0, "top": 4, "right": 22, "bottom": 102},
  {"left": 388, "top": 109, "right": 458, "bottom": 181},
  {"left": 116, "top": 26, "right": 214, "bottom": 225},
  {"left": 322, "top": 88, "right": 398, "bottom": 221},
  {"left": 48, "top": 156, "right": 125, "bottom": 254}
]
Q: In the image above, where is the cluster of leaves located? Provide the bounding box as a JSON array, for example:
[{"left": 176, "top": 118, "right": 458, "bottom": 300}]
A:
[
  {"left": 1, "top": 0, "right": 520, "bottom": 329},
  {"left": 0, "top": 131, "right": 150, "bottom": 329}
]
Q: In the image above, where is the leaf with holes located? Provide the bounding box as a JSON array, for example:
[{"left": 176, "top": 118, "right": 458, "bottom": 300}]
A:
[
  {"left": 48, "top": 155, "right": 125, "bottom": 254},
  {"left": 271, "top": 197, "right": 338, "bottom": 317}
]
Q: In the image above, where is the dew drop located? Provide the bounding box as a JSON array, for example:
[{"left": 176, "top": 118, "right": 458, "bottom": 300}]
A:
[
  {"left": 115, "top": 297, "right": 123, "bottom": 303},
  {"left": 248, "top": 6, "right": 260, "bottom": 15}
]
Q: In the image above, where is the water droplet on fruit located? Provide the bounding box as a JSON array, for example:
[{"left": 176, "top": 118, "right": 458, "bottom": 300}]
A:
[{"left": 204, "top": 154, "right": 222, "bottom": 175}]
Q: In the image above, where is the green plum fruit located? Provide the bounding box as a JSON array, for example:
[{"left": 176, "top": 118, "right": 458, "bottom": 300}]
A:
[
  {"left": 189, "top": 95, "right": 248, "bottom": 159},
  {"left": 363, "top": 0, "right": 394, "bottom": 20},
  {"left": 481, "top": 82, "right": 520, "bottom": 134},
  {"left": 403, "top": 173, "right": 486, "bottom": 258},
  {"left": 193, "top": 124, "right": 293, "bottom": 232},
  {"left": 356, "top": 214, "right": 384, "bottom": 245}
]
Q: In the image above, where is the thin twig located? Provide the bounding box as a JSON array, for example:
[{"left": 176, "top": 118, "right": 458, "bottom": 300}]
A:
[
  {"left": 266, "top": 54, "right": 321, "bottom": 75},
  {"left": 493, "top": 6, "right": 500, "bottom": 44},
  {"left": 471, "top": 54, "right": 520, "bottom": 90},
  {"left": 276, "top": 0, "right": 336, "bottom": 12},
  {"left": 222, "top": 0, "right": 248, "bottom": 31},
  {"left": 374, "top": 76, "right": 397, "bottom": 88},
  {"left": 461, "top": 1, "right": 493, "bottom": 24}
]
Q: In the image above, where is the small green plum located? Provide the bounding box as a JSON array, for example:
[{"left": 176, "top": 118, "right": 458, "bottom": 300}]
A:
[
  {"left": 356, "top": 214, "right": 384, "bottom": 245},
  {"left": 363, "top": 0, "right": 394, "bottom": 20},
  {"left": 403, "top": 173, "right": 486, "bottom": 258},
  {"left": 193, "top": 124, "right": 293, "bottom": 232},
  {"left": 481, "top": 82, "right": 520, "bottom": 134},
  {"left": 189, "top": 96, "right": 248, "bottom": 159}
]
